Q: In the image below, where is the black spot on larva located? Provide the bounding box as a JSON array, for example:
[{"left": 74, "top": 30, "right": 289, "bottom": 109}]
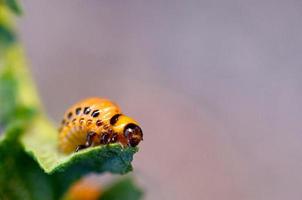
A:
[
  {"left": 61, "top": 119, "right": 66, "bottom": 124},
  {"left": 75, "top": 107, "right": 81, "bottom": 115},
  {"left": 79, "top": 118, "right": 84, "bottom": 124},
  {"left": 96, "top": 120, "right": 103, "bottom": 126},
  {"left": 84, "top": 107, "right": 91, "bottom": 114},
  {"left": 72, "top": 118, "right": 77, "bottom": 124},
  {"left": 110, "top": 114, "right": 122, "bottom": 125},
  {"left": 67, "top": 112, "right": 73, "bottom": 119},
  {"left": 91, "top": 110, "right": 100, "bottom": 118}
]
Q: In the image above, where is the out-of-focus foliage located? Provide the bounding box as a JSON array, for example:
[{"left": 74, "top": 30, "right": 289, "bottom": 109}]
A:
[
  {"left": 3, "top": 0, "right": 22, "bottom": 15},
  {"left": 0, "top": 24, "right": 15, "bottom": 48},
  {"left": 0, "top": 67, "right": 18, "bottom": 128},
  {"left": 0, "top": 3, "right": 17, "bottom": 50},
  {"left": 0, "top": 67, "right": 35, "bottom": 131},
  {"left": 63, "top": 177, "right": 143, "bottom": 200},
  {"left": 100, "top": 178, "right": 144, "bottom": 200}
]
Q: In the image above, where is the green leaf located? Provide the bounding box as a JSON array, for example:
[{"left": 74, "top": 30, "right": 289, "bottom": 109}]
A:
[
  {"left": 0, "top": 118, "right": 138, "bottom": 200},
  {"left": 0, "top": 67, "right": 34, "bottom": 132},
  {"left": 0, "top": 24, "right": 16, "bottom": 48},
  {"left": 100, "top": 177, "right": 144, "bottom": 200},
  {"left": 21, "top": 118, "right": 138, "bottom": 175},
  {"left": 0, "top": 66, "right": 17, "bottom": 128},
  {"left": 0, "top": 124, "right": 55, "bottom": 200},
  {"left": 2, "top": 0, "right": 22, "bottom": 15},
  {"left": 0, "top": 2, "right": 18, "bottom": 48},
  {"left": 0, "top": 56, "right": 54, "bottom": 200},
  {"left": 20, "top": 117, "right": 138, "bottom": 196}
]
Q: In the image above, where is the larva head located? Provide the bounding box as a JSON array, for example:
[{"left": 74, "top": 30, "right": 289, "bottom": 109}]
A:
[{"left": 110, "top": 114, "right": 143, "bottom": 147}]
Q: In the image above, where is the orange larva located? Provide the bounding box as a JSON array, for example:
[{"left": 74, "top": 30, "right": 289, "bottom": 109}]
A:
[{"left": 58, "top": 97, "right": 143, "bottom": 154}]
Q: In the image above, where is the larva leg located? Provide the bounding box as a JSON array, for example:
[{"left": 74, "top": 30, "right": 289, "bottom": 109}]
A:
[
  {"left": 100, "top": 132, "right": 110, "bottom": 145},
  {"left": 75, "top": 131, "right": 96, "bottom": 152},
  {"left": 109, "top": 133, "right": 118, "bottom": 143}
]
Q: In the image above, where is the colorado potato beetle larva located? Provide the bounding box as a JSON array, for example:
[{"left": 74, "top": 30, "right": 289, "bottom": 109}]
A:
[{"left": 58, "top": 97, "right": 143, "bottom": 154}]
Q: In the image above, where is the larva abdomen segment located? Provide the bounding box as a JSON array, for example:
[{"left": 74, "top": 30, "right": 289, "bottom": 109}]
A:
[{"left": 58, "top": 98, "right": 121, "bottom": 154}]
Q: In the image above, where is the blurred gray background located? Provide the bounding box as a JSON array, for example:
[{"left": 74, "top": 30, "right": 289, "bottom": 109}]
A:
[{"left": 19, "top": 1, "right": 302, "bottom": 200}]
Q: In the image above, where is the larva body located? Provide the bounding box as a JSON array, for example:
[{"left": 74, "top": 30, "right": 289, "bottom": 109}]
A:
[{"left": 59, "top": 97, "right": 143, "bottom": 154}]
